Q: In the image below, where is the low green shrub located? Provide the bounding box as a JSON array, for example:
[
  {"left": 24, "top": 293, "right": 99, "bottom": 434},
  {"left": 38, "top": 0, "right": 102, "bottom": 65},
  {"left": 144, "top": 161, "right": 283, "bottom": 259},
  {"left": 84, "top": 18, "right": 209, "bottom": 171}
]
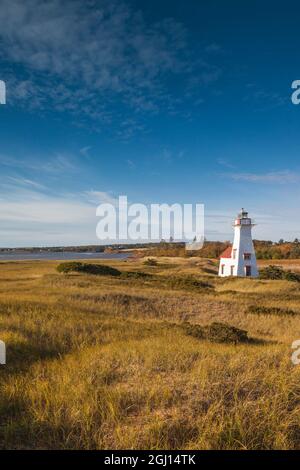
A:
[
  {"left": 120, "top": 271, "right": 151, "bottom": 279},
  {"left": 183, "top": 321, "right": 248, "bottom": 344},
  {"left": 248, "top": 305, "right": 298, "bottom": 316},
  {"left": 259, "top": 265, "right": 284, "bottom": 280},
  {"left": 119, "top": 272, "right": 213, "bottom": 290},
  {"left": 56, "top": 262, "right": 121, "bottom": 276},
  {"left": 260, "top": 265, "right": 300, "bottom": 282},
  {"left": 166, "top": 276, "right": 213, "bottom": 291},
  {"left": 284, "top": 271, "right": 300, "bottom": 282}
]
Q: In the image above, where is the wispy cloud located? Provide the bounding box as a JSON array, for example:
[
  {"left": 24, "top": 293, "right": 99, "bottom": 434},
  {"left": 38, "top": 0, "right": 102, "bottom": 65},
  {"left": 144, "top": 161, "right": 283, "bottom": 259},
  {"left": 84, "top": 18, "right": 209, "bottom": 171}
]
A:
[
  {"left": 243, "top": 86, "right": 287, "bottom": 111},
  {"left": 205, "top": 43, "right": 223, "bottom": 54},
  {"left": 84, "top": 190, "right": 118, "bottom": 206},
  {"left": 79, "top": 146, "right": 92, "bottom": 159},
  {"left": 0, "top": 153, "right": 77, "bottom": 174},
  {"left": 221, "top": 170, "right": 300, "bottom": 184},
  {"left": 0, "top": 0, "right": 221, "bottom": 136},
  {"left": 1, "top": 2, "right": 183, "bottom": 111},
  {"left": 161, "top": 147, "right": 186, "bottom": 163},
  {"left": 4, "top": 176, "right": 47, "bottom": 191},
  {"left": 0, "top": 182, "right": 118, "bottom": 246},
  {"left": 126, "top": 159, "right": 136, "bottom": 169},
  {"left": 217, "top": 158, "right": 236, "bottom": 169}
]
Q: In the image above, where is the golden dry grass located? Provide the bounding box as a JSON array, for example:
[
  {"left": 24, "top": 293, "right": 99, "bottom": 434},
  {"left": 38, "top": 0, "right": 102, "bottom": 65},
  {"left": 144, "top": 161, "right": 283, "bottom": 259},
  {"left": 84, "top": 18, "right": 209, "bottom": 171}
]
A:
[{"left": 0, "top": 257, "right": 300, "bottom": 449}]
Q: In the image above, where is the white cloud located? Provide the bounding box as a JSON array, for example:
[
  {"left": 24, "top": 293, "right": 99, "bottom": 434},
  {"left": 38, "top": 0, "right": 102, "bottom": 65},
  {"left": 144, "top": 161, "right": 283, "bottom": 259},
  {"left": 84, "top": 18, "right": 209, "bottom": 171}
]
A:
[
  {"left": 84, "top": 190, "right": 119, "bottom": 206},
  {"left": 205, "top": 43, "right": 221, "bottom": 53},
  {"left": 4, "top": 176, "right": 47, "bottom": 190},
  {"left": 0, "top": 183, "right": 118, "bottom": 246},
  {"left": 243, "top": 87, "right": 287, "bottom": 110},
  {"left": 1, "top": 1, "right": 185, "bottom": 112},
  {"left": 217, "top": 158, "right": 236, "bottom": 169},
  {"left": 79, "top": 146, "right": 92, "bottom": 159},
  {"left": 126, "top": 159, "right": 136, "bottom": 169},
  {"left": 221, "top": 170, "right": 300, "bottom": 184},
  {"left": 0, "top": 198, "right": 93, "bottom": 224},
  {"left": 0, "top": 153, "right": 77, "bottom": 174},
  {"left": 0, "top": 0, "right": 221, "bottom": 135},
  {"left": 1, "top": 181, "right": 299, "bottom": 246}
]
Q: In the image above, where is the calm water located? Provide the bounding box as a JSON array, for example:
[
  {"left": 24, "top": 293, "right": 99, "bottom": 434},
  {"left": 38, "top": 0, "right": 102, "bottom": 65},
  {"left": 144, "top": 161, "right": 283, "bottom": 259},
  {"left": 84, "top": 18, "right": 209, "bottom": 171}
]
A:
[{"left": 0, "top": 252, "right": 130, "bottom": 261}]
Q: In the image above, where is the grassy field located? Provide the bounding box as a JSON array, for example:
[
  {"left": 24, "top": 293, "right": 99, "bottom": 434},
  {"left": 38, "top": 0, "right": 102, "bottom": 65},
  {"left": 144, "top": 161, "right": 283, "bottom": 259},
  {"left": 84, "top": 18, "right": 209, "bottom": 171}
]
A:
[{"left": 0, "top": 256, "right": 300, "bottom": 450}]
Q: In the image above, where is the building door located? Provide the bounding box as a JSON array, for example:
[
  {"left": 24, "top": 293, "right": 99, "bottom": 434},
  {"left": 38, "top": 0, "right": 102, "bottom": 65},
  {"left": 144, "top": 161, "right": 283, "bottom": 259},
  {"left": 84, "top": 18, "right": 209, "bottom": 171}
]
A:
[
  {"left": 245, "top": 266, "right": 251, "bottom": 277},
  {"left": 230, "top": 266, "right": 234, "bottom": 276}
]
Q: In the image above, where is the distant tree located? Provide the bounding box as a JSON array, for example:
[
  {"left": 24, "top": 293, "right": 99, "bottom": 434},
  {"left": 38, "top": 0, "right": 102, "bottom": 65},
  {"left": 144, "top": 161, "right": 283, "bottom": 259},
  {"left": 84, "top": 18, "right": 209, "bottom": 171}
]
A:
[
  {"left": 290, "top": 245, "right": 300, "bottom": 258},
  {"left": 139, "top": 239, "right": 300, "bottom": 260}
]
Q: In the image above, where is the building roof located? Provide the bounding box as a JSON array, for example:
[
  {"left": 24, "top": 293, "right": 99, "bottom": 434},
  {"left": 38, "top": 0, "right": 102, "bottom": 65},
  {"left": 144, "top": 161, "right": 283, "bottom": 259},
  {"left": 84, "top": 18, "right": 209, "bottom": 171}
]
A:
[{"left": 220, "top": 246, "right": 232, "bottom": 259}]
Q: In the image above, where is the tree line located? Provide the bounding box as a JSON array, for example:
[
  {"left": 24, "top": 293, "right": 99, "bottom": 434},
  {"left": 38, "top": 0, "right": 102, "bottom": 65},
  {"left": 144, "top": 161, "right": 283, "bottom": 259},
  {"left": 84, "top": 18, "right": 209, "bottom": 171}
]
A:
[{"left": 140, "top": 239, "right": 300, "bottom": 259}]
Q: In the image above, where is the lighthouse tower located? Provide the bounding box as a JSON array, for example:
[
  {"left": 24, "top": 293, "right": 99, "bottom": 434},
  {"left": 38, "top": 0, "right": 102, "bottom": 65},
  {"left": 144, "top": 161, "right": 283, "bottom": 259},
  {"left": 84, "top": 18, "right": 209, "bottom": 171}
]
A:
[{"left": 219, "top": 209, "right": 258, "bottom": 277}]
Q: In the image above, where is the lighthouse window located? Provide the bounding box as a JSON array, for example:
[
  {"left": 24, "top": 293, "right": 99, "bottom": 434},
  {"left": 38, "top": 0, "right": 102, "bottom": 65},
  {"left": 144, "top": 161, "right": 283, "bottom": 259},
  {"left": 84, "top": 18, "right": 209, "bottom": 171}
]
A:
[
  {"left": 230, "top": 266, "right": 234, "bottom": 276},
  {"left": 233, "top": 249, "right": 237, "bottom": 259},
  {"left": 244, "top": 253, "right": 251, "bottom": 260}
]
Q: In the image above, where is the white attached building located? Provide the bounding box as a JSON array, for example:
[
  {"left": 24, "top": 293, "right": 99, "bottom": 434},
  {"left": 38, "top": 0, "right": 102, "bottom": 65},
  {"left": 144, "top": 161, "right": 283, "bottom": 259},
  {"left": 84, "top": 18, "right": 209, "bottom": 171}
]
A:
[{"left": 219, "top": 209, "right": 258, "bottom": 278}]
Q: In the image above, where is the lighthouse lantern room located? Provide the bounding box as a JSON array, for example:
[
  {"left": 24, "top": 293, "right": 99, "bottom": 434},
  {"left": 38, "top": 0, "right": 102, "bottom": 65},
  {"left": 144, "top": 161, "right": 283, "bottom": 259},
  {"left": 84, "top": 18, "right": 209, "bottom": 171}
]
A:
[{"left": 218, "top": 209, "right": 258, "bottom": 278}]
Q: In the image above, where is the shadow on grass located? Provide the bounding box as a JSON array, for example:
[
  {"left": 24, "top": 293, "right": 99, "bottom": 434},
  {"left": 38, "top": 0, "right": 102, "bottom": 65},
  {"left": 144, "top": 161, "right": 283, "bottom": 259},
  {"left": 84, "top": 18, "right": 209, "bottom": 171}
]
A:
[
  {"left": 2, "top": 341, "right": 67, "bottom": 376},
  {"left": 247, "top": 337, "right": 278, "bottom": 346},
  {"left": 0, "top": 402, "right": 91, "bottom": 450}
]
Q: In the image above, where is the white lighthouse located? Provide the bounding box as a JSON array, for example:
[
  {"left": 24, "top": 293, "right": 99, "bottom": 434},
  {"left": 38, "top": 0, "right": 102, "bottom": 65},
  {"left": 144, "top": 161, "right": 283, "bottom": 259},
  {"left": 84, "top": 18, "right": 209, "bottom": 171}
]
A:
[{"left": 219, "top": 209, "right": 258, "bottom": 278}]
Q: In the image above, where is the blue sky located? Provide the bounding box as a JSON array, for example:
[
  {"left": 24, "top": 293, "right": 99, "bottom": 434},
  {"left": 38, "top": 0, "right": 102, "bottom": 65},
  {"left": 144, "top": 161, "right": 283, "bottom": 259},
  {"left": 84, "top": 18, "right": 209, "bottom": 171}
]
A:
[{"left": 1, "top": 0, "right": 300, "bottom": 246}]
